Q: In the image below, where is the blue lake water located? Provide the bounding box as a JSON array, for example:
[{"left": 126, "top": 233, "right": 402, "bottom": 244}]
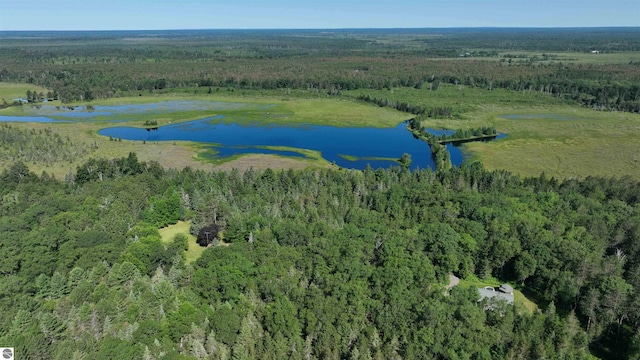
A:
[
  {"left": 8, "top": 100, "right": 269, "bottom": 121},
  {"left": 0, "top": 115, "right": 68, "bottom": 123},
  {"left": 0, "top": 99, "right": 501, "bottom": 171},
  {"left": 99, "top": 117, "right": 454, "bottom": 171}
]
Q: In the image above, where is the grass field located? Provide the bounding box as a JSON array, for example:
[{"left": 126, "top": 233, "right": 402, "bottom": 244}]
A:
[
  {"left": 0, "top": 92, "right": 409, "bottom": 128},
  {"left": 496, "top": 51, "right": 640, "bottom": 64},
  {"left": 205, "top": 145, "right": 333, "bottom": 170},
  {"left": 457, "top": 275, "right": 538, "bottom": 314},
  {"left": 220, "top": 96, "right": 407, "bottom": 128},
  {"left": 158, "top": 220, "right": 205, "bottom": 264},
  {"left": 211, "top": 153, "right": 332, "bottom": 172},
  {"left": 347, "top": 85, "right": 640, "bottom": 179},
  {"left": 0, "top": 121, "right": 217, "bottom": 178},
  {"left": 461, "top": 105, "right": 640, "bottom": 179},
  {"left": 0, "top": 86, "right": 405, "bottom": 176},
  {"left": 436, "top": 51, "right": 640, "bottom": 65},
  {"left": 2, "top": 82, "right": 640, "bottom": 179},
  {"left": 0, "top": 82, "right": 51, "bottom": 101}
]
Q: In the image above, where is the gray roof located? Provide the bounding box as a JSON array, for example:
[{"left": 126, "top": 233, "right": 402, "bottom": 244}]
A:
[
  {"left": 477, "top": 287, "right": 514, "bottom": 304},
  {"left": 499, "top": 284, "right": 514, "bottom": 294}
]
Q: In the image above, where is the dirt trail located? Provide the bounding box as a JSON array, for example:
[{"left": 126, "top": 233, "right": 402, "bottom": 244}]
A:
[{"left": 446, "top": 273, "right": 460, "bottom": 290}]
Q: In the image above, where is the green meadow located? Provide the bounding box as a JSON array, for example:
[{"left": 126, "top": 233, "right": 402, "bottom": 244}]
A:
[
  {"left": 2, "top": 82, "right": 640, "bottom": 180},
  {"left": 0, "top": 88, "right": 405, "bottom": 177},
  {"left": 347, "top": 85, "right": 640, "bottom": 179},
  {"left": 1, "top": 92, "right": 409, "bottom": 127},
  {"left": 0, "top": 82, "right": 51, "bottom": 101},
  {"left": 462, "top": 106, "right": 640, "bottom": 179},
  {"left": 158, "top": 221, "right": 205, "bottom": 264},
  {"left": 496, "top": 51, "right": 640, "bottom": 64}
]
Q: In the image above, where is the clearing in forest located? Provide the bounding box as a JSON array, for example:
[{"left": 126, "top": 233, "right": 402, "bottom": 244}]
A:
[{"left": 159, "top": 220, "right": 205, "bottom": 264}]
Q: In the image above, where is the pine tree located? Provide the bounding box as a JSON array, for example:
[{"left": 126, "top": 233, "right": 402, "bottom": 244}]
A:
[
  {"left": 10, "top": 310, "right": 33, "bottom": 336},
  {"left": 142, "top": 346, "right": 155, "bottom": 360},
  {"left": 207, "top": 331, "right": 231, "bottom": 360},
  {"left": 190, "top": 337, "right": 208, "bottom": 359}
]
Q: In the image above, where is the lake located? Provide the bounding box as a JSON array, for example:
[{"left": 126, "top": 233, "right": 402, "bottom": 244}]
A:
[
  {"left": 0, "top": 100, "right": 482, "bottom": 171},
  {"left": 1, "top": 100, "right": 270, "bottom": 121},
  {"left": 0, "top": 115, "right": 67, "bottom": 123},
  {"left": 99, "top": 117, "right": 466, "bottom": 171}
]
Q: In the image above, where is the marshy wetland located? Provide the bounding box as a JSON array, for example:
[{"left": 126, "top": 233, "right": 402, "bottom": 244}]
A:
[
  {"left": 1, "top": 98, "right": 484, "bottom": 171},
  {"left": 1, "top": 28, "right": 640, "bottom": 179},
  {"left": 2, "top": 86, "right": 640, "bottom": 179}
]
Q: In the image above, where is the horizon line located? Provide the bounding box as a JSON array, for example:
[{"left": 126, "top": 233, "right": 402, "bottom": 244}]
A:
[{"left": 1, "top": 26, "right": 640, "bottom": 32}]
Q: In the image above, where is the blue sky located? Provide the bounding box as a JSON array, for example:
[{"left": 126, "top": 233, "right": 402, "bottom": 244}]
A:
[{"left": 0, "top": 0, "right": 638, "bottom": 30}]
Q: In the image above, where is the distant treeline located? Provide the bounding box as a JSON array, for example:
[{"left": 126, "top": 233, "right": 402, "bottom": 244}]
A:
[
  {"left": 0, "top": 29, "right": 639, "bottom": 113},
  {"left": 357, "top": 93, "right": 457, "bottom": 118},
  {"left": 3, "top": 67, "right": 638, "bottom": 113}
]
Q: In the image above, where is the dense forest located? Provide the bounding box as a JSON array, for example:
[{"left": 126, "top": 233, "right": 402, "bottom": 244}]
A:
[
  {"left": 1, "top": 156, "right": 639, "bottom": 359},
  {"left": 1, "top": 29, "right": 640, "bottom": 112}
]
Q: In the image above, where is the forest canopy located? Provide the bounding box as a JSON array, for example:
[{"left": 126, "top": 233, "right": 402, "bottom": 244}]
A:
[{"left": 0, "top": 157, "right": 639, "bottom": 359}]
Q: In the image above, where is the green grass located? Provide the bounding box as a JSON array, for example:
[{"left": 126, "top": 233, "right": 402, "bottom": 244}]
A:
[
  {"left": 338, "top": 154, "right": 359, "bottom": 161},
  {"left": 263, "top": 97, "right": 408, "bottom": 128},
  {"left": 3, "top": 82, "right": 640, "bottom": 180},
  {"left": 0, "top": 119, "right": 217, "bottom": 178},
  {"left": 441, "top": 50, "right": 640, "bottom": 65},
  {"left": 347, "top": 85, "right": 640, "bottom": 180},
  {"left": 347, "top": 84, "right": 570, "bottom": 119},
  {"left": 461, "top": 106, "right": 640, "bottom": 179},
  {"left": 496, "top": 51, "right": 640, "bottom": 64},
  {"left": 5, "top": 92, "right": 408, "bottom": 128},
  {"left": 255, "top": 146, "right": 329, "bottom": 164},
  {"left": 0, "top": 88, "right": 406, "bottom": 176},
  {"left": 339, "top": 154, "right": 399, "bottom": 163},
  {"left": 158, "top": 221, "right": 205, "bottom": 264},
  {"left": 197, "top": 145, "right": 333, "bottom": 170},
  {"left": 457, "top": 275, "right": 538, "bottom": 314},
  {"left": 0, "top": 82, "right": 51, "bottom": 101}
]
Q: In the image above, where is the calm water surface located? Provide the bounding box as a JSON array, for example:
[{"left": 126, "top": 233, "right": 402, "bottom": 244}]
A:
[
  {"left": 0, "top": 100, "right": 490, "bottom": 170},
  {"left": 99, "top": 117, "right": 452, "bottom": 171}
]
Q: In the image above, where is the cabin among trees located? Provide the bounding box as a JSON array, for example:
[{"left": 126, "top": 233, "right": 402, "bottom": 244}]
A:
[{"left": 477, "top": 284, "right": 515, "bottom": 307}]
